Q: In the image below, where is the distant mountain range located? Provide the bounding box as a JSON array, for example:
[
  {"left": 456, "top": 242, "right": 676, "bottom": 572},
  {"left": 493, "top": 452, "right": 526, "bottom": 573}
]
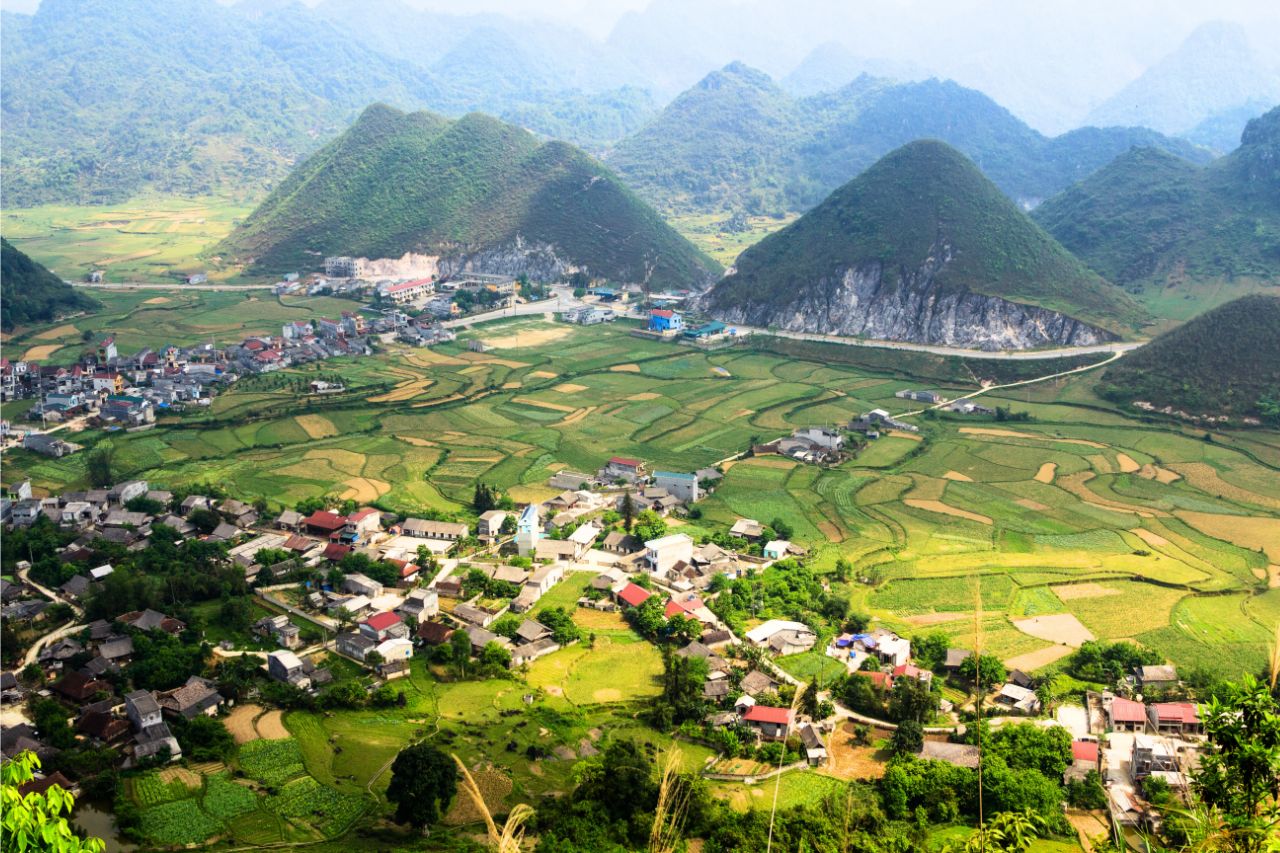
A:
[
  {"left": 606, "top": 63, "right": 1212, "bottom": 216},
  {"left": 219, "top": 104, "right": 720, "bottom": 291},
  {"left": 1, "top": 238, "right": 98, "bottom": 333},
  {"left": 1084, "top": 22, "right": 1280, "bottom": 147},
  {"left": 1098, "top": 295, "right": 1280, "bottom": 423},
  {"left": 1033, "top": 106, "right": 1280, "bottom": 287},
  {"left": 700, "top": 140, "right": 1139, "bottom": 350}
]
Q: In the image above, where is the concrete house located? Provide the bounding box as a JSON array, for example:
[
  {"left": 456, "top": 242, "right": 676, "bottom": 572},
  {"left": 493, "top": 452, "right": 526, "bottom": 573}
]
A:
[
  {"left": 1135, "top": 665, "right": 1179, "bottom": 691},
  {"left": 645, "top": 533, "right": 694, "bottom": 575},
  {"left": 729, "top": 518, "right": 763, "bottom": 540},
  {"left": 403, "top": 518, "right": 468, "bottom": 541},
  {"left": 341, "top": 573, "right": 383, "bottom": 598},
  {"left": 793, "top": 427, "right": 845, "bottom": 452},
  {"left": 652, "top": 471, "right": 700, "bottom": 503},
  {"left": 397, "top": 589, "right": 439, "bottom": 621},
  {"left": 741, "top": 705, "right": 792, "bottom": 741},
  {"left": 477, "top": 510, "right": 510, "bottom": 539},
  {"left": 267, "top": 650, "right": 310, "bottom": 688},
  {"left": 1108, "top": 697, "right": 1148, "bottom": 732},
  {"left": 359, "top": 611, "right": 408, "bottom": 642},
  {"left": 1148, "top": 702, "right": 1202, "bottom": 736},
  {"left": 515, "top": 504, "right": 542, "bottom": 557},
  {"left": 601, "top": 456, "right": 645, "bottom": 482},
  {"left": 125, "top": 690, "right": 163, "bottom": 731}
]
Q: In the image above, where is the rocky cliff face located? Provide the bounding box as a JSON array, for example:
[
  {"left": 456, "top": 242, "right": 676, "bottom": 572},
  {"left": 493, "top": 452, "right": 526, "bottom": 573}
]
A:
[
  {"left": 705, "top": 259, "right": 1114, "bottom": 351},
  {"left": 435, "top": 239, "right": 573, "bottom": 282}
]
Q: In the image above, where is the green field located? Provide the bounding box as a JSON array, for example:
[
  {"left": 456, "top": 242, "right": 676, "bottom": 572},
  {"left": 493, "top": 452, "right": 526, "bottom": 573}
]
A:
[
  {"left": 669, "top": 211, "right": 800, "bottom": 266},
  {"left": 1, "top": 195, "right": 253, "bottom": 284},
  {"left": 7, "top": 314, "right": 1279, "bottom": 681}
]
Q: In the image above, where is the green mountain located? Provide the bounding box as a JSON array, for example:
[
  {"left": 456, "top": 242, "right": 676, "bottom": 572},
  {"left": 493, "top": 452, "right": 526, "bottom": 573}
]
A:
[
  {"left": 1032, "top": 107, "right": 1280, "bottom": 286},
  {"left": 702, "top": 140, "right": 1140, "bottom": 350},
  {"left": 1098, "top": 295, "right": 1280, "bottom": 423},
  {"left": 1, "top": 238, "right": 99, "bottom": 333},
  {"left": 0, "top": 0, "right": 656, "bottom": 206},
  {"left": 220, "top": 105, "right": 721, "bottom": 289},
  {"left": 605, "top": 64, "right": 1212, "bottom": 216}
]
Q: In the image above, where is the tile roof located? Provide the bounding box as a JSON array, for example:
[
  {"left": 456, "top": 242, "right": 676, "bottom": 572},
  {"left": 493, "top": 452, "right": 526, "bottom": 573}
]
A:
[{"left": 743, "top": 705, "right": 792, "bottom": 725}]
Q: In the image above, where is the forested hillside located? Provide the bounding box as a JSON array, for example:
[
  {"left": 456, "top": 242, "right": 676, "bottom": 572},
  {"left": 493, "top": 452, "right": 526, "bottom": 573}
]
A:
[
  {"left": 1, "top": 238, "right": 99, "bottom": 332},
  {"left": 606, "top": 63, "right": 1212, "bottom": 215},
  {"left": 1033, "top": 106, "right": 1280, "bottom": 286},
  {"left": 220, "top": 105, "right": 720, "bottom": 289},
  {"left": 1098, "top": 295, "right": 1280, "bottom": 422}
]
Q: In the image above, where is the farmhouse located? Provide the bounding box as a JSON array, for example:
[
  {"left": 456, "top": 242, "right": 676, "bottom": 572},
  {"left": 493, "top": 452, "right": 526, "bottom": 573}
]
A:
[
  {"left": 303, "top": 510, "right": 346, "bottom": 537},
  {"left": 895, "top": 389, "right": 942, "bottom": 404},
  {"left": 402, "top": 518, "right": 469, "bottom": 541},
  {"left": 744, "top": 620, "right": 817, "bottom": 654},
  {"left": 601, "top": 456, "right": 645, "bottom": 482},
  {"left": 741, "top": 704, "right": 792, "bottom": 741},
  {"left": 1108, "top": 697, "right": 1148, "bottom": 732},
  {"left": 652, "top": 470, "right": 699, "bottom": 503},
  {"left": 648, "top": 309, "right": 683, "bottom": 334},
  {"left": 1134, "top": 665, "right": 1179, "bottom": 691},
  {"left": 1148, "top": 702, "right": 1202, "bottom": 736},
  {"left": 397, "top": 588, "right": 439, "bottom": 621},
  {"left": 729, "top": 518, "right": 763, "bottom": 540},
  {"left": 615, "top": 582, "right": 652, "bottom": 609},
  {"left": 477, "top": 510, "right": 510, "bottom": 539},
  {"left": 267, "top": 651, "right": 309, "bottom": 688},
  {"left": 515, "top": 504, "right": 542, "bottom": 557},
  {"left": 994, "top": 683, "right": 1042, "bottom": 715},
  {"left": 792, "top": 427, "right": 845, "bottom": 452},
  {"left": 799, "top": 723, "right": 828, "bottom": 765},
  {"left": 341, "top": 573, "right": 382, "bottom": 598},
  {"left": 645, "top": 533, "right": 694, "bottom": 575}
]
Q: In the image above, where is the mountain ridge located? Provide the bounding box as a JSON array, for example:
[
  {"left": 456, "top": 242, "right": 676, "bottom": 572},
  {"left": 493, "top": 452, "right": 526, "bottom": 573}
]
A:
[
  {"left": 1, "top": 238, "right": 99, "bottom": 333},
  {"left": 700, "top": 140, "right": 1140, "bottom": 350},
  {"left": 219, "top": 104, "right": 721, "bottom": 290}
]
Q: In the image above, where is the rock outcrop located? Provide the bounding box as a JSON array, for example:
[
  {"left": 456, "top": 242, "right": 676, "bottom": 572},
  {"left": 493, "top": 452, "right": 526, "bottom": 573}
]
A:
[
  {"left": 436, "top": 239, "right": 572, "bottom": 283},
  {"left": 705, "top": 259, "right": 1114, "bottom": 351}
]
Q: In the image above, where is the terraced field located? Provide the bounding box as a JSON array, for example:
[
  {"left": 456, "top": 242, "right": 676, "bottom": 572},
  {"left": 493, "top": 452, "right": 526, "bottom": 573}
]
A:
[{"left": 7, "top": 315, "right": 1278, "bottom": 679}]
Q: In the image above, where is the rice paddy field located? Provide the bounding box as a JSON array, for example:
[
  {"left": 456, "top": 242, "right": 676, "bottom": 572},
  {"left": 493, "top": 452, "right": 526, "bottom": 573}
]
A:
[{"left": 7, "top": 313, "right": 1280, "bottom": 684}]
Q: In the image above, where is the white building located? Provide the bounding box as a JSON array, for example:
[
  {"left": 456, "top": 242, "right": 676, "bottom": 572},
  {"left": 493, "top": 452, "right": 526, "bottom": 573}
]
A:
[
  {"left": 516, "top": 504, "right": 542, "bottom": 557},
  {"left": 645, "top": 533, "right": 694, "bottom": 575},
  {"left": 793, "top": 427, "right": 845, "bottom": 452},
  {"left": 652, "top": 471, "right": 700, "bottom": 503}
]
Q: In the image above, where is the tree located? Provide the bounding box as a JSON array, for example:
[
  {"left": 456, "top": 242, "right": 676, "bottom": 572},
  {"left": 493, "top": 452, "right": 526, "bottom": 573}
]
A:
[
  {"left": 632, "top": 509, "right": 667, "bottom": 543},
  {"left": 1, "top": 752, "right": 104, "bottom": 853},
  {"left": 1192, "top": 674, "right": 1280, "bottom": 853},
  {"left": 620, "top": 492, "right": 636, "bottom": 532},
  {"left": 479, "top": 641, "right": 511, "bottom": 670},
  {"left": 385, "top": 743, "right": 457, "bottom": 831},
  {"left": 171, "top": 714, "right": 235, "bottom": 762},
  {"left": 959, "top": 653, "right": 1007, "bottom": 689},
  {"left": 912, "top": 632, "right": 950, "bottom": 671},
  {"left": 889, "top": 719, "right": 923, "bottom": 756},
  {"left": 85, "top": 447, "right": 114, "bottom": 488},
  {"left": 798, "top": 681, "right": 819, "bottom": 719},
  {"left": 188, "top": 508, "right": 221, "bottom": 535},
  {"left": 888, "top": 675, "right": 937, "bottom": 725},
  {"left": 537, "top": 607, "right": 581, "bottom": 645},
  {"left": 769, "top": 517, "right": 794, "bottom": 540},
  {"left": 450, "top": 628, "right": 473, "bottom": 677}
]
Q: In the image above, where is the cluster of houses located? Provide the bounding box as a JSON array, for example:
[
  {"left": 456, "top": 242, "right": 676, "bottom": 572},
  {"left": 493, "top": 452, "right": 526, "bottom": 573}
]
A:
[
  {"left": 2, "top": 606, "right": 225, "bottom": 769},
  {"left": 754, "top": 427, "right": 849, "bottom": 465},
  {"left": 643, "top": 308, "right": 738, "bottom": 345}
]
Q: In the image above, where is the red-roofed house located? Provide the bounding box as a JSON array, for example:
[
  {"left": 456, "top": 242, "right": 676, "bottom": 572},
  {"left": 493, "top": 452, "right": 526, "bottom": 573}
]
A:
[
  {"left": 304, "top": 511, "right": 346, "bottom": 537},
  {"left": 856, "top": 670, "right": 893, "bottom": 691},
  {"left": 321, "top": 542, "right": 351, "bottom": 562},
  {"left": 603, "top": 456, "right": 646, "bottom": 481},
  {"left": 892, "top": 663, "right": 933, "bottom": 684},
  {"left": 616, "top": 583, "right": 652, "bottom": 608},
  {"left": 1065, "top": 739, "right": 1100, "bottom": 783},
  {"left": 1148, "top": 702, "right": 1202, "bottom": 736},
  {"left": 664, "top": 595, "right": 717, "bottom": 625},
  {"left": 378, "top": 278, "right": 433, "bottom": 305},
  {"left": 1108, "top": 697, "right": 1147, "bottom": 732},
  {"left": 359, "top": 611, "right": 407, "bottom": 642},
  {"left": 742, "top": 704, "right": 793, "bottom": 740}
]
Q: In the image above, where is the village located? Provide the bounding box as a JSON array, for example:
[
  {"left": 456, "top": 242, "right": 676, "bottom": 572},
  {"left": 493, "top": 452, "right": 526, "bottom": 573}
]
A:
[{"left": 1, "top": 420, "right": 1209, "bottom": 841}]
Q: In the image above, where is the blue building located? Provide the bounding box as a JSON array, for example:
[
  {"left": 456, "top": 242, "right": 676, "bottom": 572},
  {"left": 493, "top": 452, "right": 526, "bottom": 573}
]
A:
[
  {"left": 516, "top": 504, "right": 542, "bottom": 557},
  {"left": 649, "top": 309, "right": 683, "bottom": 333}
]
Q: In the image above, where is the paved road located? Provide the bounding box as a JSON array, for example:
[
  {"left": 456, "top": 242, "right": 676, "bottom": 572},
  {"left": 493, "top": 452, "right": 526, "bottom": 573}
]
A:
[
  {"left": 71, "top": 281, "right": 275, "bottom": 291},
  {"left": 737, "top": 325, "right": 1146, "bottom": 361},
  {"left": 442, "top": 289, "right": 582, "bottom": 329}
]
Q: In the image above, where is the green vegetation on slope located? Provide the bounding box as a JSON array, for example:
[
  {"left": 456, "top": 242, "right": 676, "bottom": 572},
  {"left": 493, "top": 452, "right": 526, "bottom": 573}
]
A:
[
  {"left": 220, "top": 104, "right": 720, "bottom": 289},
  {"left": 1098, "top": 295, "right": 1280, "bottom": 421},
  {"left": 606, "top": 63, "right": 1212, "bottom": 216},
  {"left": 0, "top": 238, "right": 98, "bottom": 332},
  {"left": 705, "top": 140, "right": 1140, "bottom": 331},
  {"left": 1033, "top": 106, "right": 1280, "bottom": 287}
]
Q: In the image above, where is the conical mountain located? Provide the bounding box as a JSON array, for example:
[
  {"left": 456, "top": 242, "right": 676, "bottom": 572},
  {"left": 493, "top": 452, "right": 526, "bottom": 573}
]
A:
[
  {"left": 1033, "top": 106, "right": 1280, "bottom": 286},
  {"left": 702, "top": 140, "right": 1140, "bottom": 351},
  {"left": 1098, "top": 295, "right": 1280, "bottom": 422},
  {"left": 220, "top": 105, "right": 721, "bottom": 288}
]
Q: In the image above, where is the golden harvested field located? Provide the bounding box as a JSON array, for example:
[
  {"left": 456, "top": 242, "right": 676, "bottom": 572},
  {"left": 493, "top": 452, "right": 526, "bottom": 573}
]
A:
[
  {"left": 627, "top": 391, "right": 661, "bottom": 400},
  {"left": 1052, "top": 583, "right": 1120, "bottom": 601},
  {"left": 295, "top": 414, "right": 338, "bottom": 439},
  {"left": 396, "top": 435, "right": 436, "bottom": 447},
  {"left": 1056, "top": 472, "right": 1160, "bottom": 517},
  {"left": 33, "top": 323, "right": 79, "bottom": 340},
  {"left": 341, "top": 476, "right": 390, "bottom": 503},
  {"left": 1131, "top": 528, "right": 1170, "bottom": 548},
  {"left": 1034, "top": 462, "right": 1057, "bottom": 483},
  {"left": 1167, "top": 462, "right": 1280, "bottom": 511},
  {"left": 528, "top": 370, "right": 557, "bottom": 379},
  {"left": 512, "top": 396, "right": 576, "bottom": 413},
  {"left": 225, "top": 704, "right": 263, "bottom": 744},
  {"left": 904, "top": 499, "right": 992, "bottom": 525},
  {"left": 553, "top": 383, "right": 588, "bottom": 394},
  {"left": 1138, "top": 464, "right": 1182, "bottom": 484},
  {"left": 610, "top": 363, "right": 641, "bottom": 372},
  {"left": 20, "top": 344, "right": 61, "bottom": 361},
  {"left": 255, "top": 710, "right": 290, "bottom": 739},
  {"left": 943, "top": 471, "right": 974, "bottom": 482},
  {"left": 560, "top": 406, "right": 597, "bottom": 425},
  {"left": 1175, "top": 511, "right": 1280, "bottom": 562},
  {"left": 367, "top": 378, "right": 435, "bottom": 403},
  {"left": 143, "top": 296, "right": 171, "bottom": 305},
  {"left": 1116, "top": 453, "right": 1140, "bottom": 473}
]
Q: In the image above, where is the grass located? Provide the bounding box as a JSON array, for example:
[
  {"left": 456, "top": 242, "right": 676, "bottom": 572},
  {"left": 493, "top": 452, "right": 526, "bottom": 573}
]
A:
[{"left": 775, "top": 651, "right": 844, "bottom": 688}]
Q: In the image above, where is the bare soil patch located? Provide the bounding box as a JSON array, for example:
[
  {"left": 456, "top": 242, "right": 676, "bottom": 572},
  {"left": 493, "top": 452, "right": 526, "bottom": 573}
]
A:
[
  {"left": 822, "top": 722, "right": 892, "bottom": 780},
  {"left": 959, "top": 427, "right": 1105, "bottom": 448},
  {"left": 295, "top": 414, "right": 338, "bottom": 439},
  {"left": 904, "top": 499, "right": 992, "bottom": 525},
  {"left": 1012, "top": 613, "right": 1095, "bottom": 647},
  {"left": 1088, "top": 454, "right": 1113, "bottom": 474},
  {"left": 224, "top": 704, "right": 262, "bottom": 744},
  {"left": 255, "top": 710, "right": 290, "bottom": 740},
  {"left": 1034, "top": 462, "right": 1057, "bottom": 484},
  {"left": 628, "top": 392, "right": 661, "bottom": 401},
  {"left": 903, "top": 612, "right": 969, "bottom": 626},
  {"left": 553, "top": 382, "right": 588, "bottom": 394},
  {"left": 157, "top": 767, "right": 203, "bottom": 789},
  {"left": 484, "top": 326, "right": 573, "bottom": 349},
  {"left": 143, "top": 296, "right": 171, "bottom": 305},
  {"left": 368, "top": 378, "right": 435, "bottom": 403},
  {"left": 560, "top": 406, "right": 597, "bottom": 425},
  {"left": 610, "top": 363, "right": 641, "bottom": 373},
  {"left": 1138, "top": 464, "right": 1182, "bottom": 484},
  {"left": 1131, "top": 528, "right": 1169, "bottom": 548},
  {"left": 1004, "top": 644, "right": 1075, "bottom": 671},
  {"left": 943, "top": 471, "right": 974, "bottom": 482},
  {"left": 1052, "top": 582, "right": 1120, "bottom": 602},
  {"left": 888, "top": 430, "right": 923, "bottom": 442},
  {"left": 817, "top": 519, "right": 844, "bottom": 542}
]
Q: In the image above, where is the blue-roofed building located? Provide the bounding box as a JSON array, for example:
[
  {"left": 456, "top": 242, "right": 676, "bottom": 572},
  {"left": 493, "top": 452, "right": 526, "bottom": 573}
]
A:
[
  {"left": 652, "top": 470, "right": 700, "bottom": 503},
  {"left": 684, "top": 320, "right": 727, "bottom": 340}
]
